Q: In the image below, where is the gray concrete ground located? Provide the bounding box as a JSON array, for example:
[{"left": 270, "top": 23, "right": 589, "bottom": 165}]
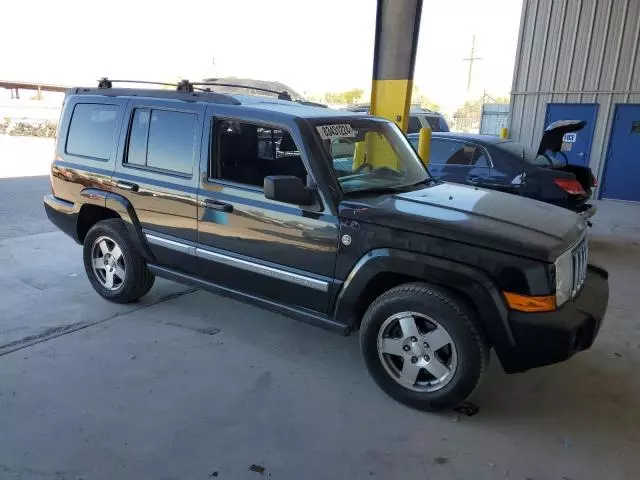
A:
[
  {"left": 0, "top": 176, "right": 57, "bottom": 240},
  {"left": 1, "top": 150, "right": 640, "bottom": 479}
]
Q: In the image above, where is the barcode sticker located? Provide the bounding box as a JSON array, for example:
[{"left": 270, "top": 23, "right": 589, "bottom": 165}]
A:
[{"left": 316, "top": 124, "right": 356, "bottom": 140}]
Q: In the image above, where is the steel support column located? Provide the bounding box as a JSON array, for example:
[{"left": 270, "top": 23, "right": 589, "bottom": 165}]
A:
[{"left": 370, "top": 0, "right": 423, "bottom": 132}]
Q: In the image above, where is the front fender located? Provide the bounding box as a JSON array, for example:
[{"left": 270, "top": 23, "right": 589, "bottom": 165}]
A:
[{"left": 333, "top": 248, "right": 523, "bottom": 372}]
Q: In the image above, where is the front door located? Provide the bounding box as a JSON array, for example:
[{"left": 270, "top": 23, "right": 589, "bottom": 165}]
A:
[
  {"left": 196, "top": 113, "right": 339, "bottom": 313},
  {"left": 544, "top": 103, "right": 598, "bottom": 167},
  {"left": 601, "top": 104, "right": 640, "bottom": 202},
  {"left": 112, "top": 100, "right": 205, "bottom": 273}
]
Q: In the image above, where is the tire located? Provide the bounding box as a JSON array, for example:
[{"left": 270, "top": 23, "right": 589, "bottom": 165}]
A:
[
  {"left": 83, "top": 218, "right": 155, "bottom": 303},
  {"left": 360, "top": 282, "right": 488, "bottom": 411}
]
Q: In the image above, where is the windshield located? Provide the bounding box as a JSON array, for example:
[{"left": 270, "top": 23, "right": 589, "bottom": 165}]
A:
[{"left": 315, "top": 119, "right": 429, "bottom": 194}]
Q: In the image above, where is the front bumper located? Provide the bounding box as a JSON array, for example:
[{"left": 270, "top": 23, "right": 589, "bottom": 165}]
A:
[
  {"left": 44, "top": 194, "right": 80, "bottom": 242},
  {"left": 505, "top": 265, "right": 609, "bottom": 372}
]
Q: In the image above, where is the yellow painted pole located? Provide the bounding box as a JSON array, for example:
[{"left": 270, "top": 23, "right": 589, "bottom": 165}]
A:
[
  {"left": 500, "top": 127, "right": 508, "bottom": 139},
  {"left": 369, "top": 0, "right": 422, "bottom": 133},
  {"left": 353, "top": 140, "right": 366, "bottom": 169},
  {"left": 417, "top": 126, "right": 431, "bottom": 166}
]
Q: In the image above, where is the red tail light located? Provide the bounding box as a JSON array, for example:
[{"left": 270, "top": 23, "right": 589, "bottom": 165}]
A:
[{"left": 554, "top": 178, "right": 586, "bottom": 195}]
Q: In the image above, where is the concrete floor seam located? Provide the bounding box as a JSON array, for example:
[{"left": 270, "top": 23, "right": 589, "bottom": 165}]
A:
[{"left": 0, "top": 288, "right": 197, "bottom": 357}]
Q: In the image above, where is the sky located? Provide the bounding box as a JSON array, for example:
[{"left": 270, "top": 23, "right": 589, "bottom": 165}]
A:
[{"left": 1, "top": 0, "right": 522, "bottom": 113}]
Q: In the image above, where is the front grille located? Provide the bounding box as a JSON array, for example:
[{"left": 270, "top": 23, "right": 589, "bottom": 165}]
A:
[{"left": 571, "top": 237, "right": 588, "bottom": 298}]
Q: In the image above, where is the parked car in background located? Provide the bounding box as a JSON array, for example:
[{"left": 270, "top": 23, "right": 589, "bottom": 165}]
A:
[
  {"left": 407, "top": 120, "right": 597, "bottom": 218},
  {"left": 345, "top": 105, "right": 450, "bottom": 133}
]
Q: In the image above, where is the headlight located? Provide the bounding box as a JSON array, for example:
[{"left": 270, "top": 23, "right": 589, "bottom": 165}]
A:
[{"left": 555, "top": 248, "right": 573, "bottom": 307}]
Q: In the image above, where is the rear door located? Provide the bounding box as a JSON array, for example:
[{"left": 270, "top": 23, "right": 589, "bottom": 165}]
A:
[
  {"left": 601, "top": 104, "right": 640, "bottom": 202},
  {"left": 544, "top": 103, "right": 598, "bottom": 167},
  {"left": 112, "top": 99, "right": 205, "bottom": 273}
]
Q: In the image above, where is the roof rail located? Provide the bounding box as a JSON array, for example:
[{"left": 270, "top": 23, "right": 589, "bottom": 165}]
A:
[
  {"left": 191, "top": 82, "right": 292, "bottom": 101},
  {"left": 97, "top": 78, "right": 293, "bottom": 100},
  {"left": 98, "top": 78, "right": 195, "bottom": 92}
]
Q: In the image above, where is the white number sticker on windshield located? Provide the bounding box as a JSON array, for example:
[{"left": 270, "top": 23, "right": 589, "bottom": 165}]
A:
[{"left": 316, "top": 124, "right": 356, "bottom": 140}]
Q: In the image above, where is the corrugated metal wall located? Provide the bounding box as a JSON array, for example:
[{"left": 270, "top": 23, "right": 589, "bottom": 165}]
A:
[{"left": 508, "top": 0, "right": 640, "bottom": 195}]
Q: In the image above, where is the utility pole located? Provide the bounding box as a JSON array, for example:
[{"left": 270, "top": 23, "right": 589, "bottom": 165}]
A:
[{"left": 463, "top": 34, "right": 482, "bottom": 93}]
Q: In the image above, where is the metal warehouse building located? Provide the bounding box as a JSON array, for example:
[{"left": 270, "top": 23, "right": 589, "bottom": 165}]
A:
[{"left": 508, "top": 0, "right": 640, "bottom": 202}]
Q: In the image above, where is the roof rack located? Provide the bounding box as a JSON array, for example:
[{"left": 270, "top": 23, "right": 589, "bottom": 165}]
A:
[
  {"left": 97, "top": 78, "right": 293, "bottom": 100},
  {"left": 98, "top": 78, "right": 195, "bottom": 92},
  {"left": 191, "top": 82, "right": 292, "bottom": 101}
]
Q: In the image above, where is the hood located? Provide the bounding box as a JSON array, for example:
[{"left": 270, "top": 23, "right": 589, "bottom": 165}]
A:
[
  {"left": 340, "top": 183, "right": 586, "bottom": 262},
  {"left": 537, "top": 120, "right": 586, "bottom": 155}
]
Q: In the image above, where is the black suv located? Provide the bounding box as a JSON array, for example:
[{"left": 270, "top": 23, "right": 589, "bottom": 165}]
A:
[{"left": 44, "top": 81, "right": 609, "bottom": 411}]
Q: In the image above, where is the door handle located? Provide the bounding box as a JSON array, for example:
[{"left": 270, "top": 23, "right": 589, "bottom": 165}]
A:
[
  {"left": 577, "top": 153, "right": 585, "bottom": 157},
  {"left": 204, "top": 199, "right": 233, "bottom": 212},
  {"left": 116, "top": 180, "right": 139, "bottom": 192}
]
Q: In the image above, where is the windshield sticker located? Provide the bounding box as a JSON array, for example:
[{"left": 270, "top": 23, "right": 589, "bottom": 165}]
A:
[{"left": 316, "top": 124, "right": 356, "bottom": 140}]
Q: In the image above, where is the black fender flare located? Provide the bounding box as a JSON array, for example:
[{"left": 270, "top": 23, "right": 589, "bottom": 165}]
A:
[
  {"left": 80, "top": 188, "right": 155, "bottom": 263},
  {"left": 333, "top": 248, "right": 521, "bottom": 371}
]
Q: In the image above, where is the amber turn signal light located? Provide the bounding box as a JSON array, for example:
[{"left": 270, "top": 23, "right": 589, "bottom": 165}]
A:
[{"left": 503, "top": 292, "right": 557, "bottom": 312}]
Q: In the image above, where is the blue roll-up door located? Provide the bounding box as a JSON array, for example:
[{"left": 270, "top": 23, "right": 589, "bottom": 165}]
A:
[{"left": 601, "top": 104, "right": 640, "bottom": 202}]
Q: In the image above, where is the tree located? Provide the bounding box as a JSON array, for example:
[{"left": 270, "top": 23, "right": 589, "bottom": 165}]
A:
[
  {"left": 453, "top": 98, "right": 483, "bottom": 119},
  {"left": 343, "top": 88, "right": 364, "bottom": 104},
  {"left": 420, "top": 97, "right": 441, "bottom": 112},
  {"left": 452, "top": 98, "right": 484, "bottom": 132},
  {"left": 411, "top": 85, "right": 441, "bottom": 112},
  {"left": 325, "top": 88, "right": 365, "bottom": 104}
]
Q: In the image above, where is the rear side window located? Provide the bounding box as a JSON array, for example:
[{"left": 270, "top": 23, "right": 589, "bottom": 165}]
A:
[
  {"left": 429, "top": 139, "right": 476, "bottom": 165},
  {"left": 66, "top": 103, "right": 118, "bottom": 160},
  {"left": 125, "top": 108, "right": 197, "bottom": 176},
  {"left": 407, "top": 116, "right": 422, "bottom": 134}
]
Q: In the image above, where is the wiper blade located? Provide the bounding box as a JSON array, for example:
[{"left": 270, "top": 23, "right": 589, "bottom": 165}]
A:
[
  {"left": 408, "top": 178, "right": 435, "bottom": 188},
  {"left": 344, "top": 186, "right": 412, "bottom": 195}
]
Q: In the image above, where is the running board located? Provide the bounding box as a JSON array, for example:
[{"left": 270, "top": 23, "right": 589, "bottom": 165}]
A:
[{"left": 147, "top": 264, "right": 350, "bottom": 335}]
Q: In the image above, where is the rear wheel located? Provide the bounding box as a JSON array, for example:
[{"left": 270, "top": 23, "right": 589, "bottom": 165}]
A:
[
  {"left": 83, "top": 219, "right": 155, "bottom": 303},
  {"left": 360, "top": 282, "right": 488, "bottom": 411}
]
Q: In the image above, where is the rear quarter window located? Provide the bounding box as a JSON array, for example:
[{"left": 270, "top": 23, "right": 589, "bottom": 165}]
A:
[
  {"left": 66, "top": 103, "right": 118, "bottom": 160},
  {"left": 426, "top": 115, "right": 449, "bottom": 132}
]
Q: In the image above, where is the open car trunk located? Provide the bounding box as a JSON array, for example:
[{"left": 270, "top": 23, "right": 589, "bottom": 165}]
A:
[{"left": 537, "top": 119, "right": 596, "bottom": 194}]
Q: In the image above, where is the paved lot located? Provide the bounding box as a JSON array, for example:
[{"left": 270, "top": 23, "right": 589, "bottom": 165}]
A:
[{"left": 1, "top": 136, "right": 640, "bottom": 479}]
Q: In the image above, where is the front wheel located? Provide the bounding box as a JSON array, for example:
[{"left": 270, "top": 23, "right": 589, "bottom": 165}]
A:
[
  {"left": 360, "top": 283, "right": 488, "bottom": 411},
  {"left": 83, "top": 219, "right": 155, "bottom": 303}
]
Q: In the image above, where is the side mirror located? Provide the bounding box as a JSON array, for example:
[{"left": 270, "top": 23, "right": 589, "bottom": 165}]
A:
[{"left": 264, "top": 176, "right": 314, "bottom": 206}]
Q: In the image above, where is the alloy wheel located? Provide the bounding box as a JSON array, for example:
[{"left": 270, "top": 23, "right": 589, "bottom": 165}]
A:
[
  {"left": 91, "top": 235, "right": 126, "bottom": 291},
  {"left": 377, "top": 311, "right": 458, "bottom": 392}
]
